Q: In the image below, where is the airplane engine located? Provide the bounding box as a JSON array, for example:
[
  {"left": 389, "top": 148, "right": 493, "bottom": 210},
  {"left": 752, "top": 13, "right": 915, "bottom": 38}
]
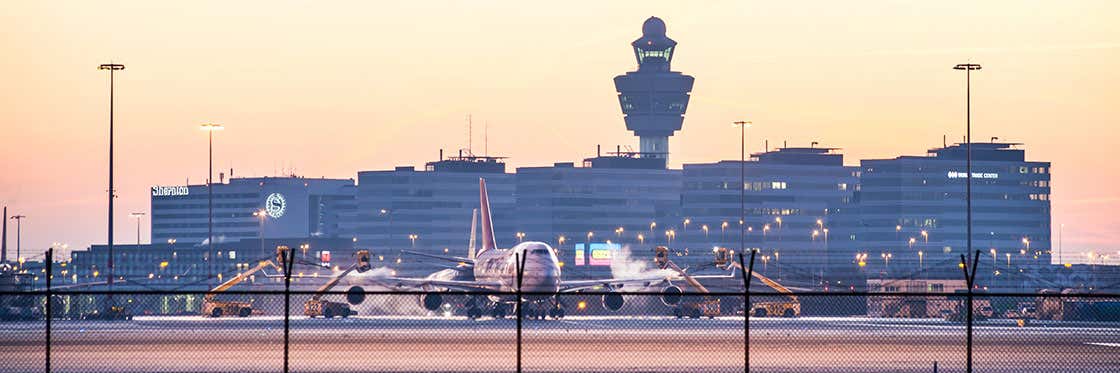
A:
[
  {"left": 419, "top": 293, "right": 443, "bottom": 311},
  {"left": 346, "top": 286, "right": 366, "bottom": 305},
  {"left": 660, "top": 285, "right": 683, "bottom": 306},
  {"left": 601, "top": 293, "right": 625, "bottom": 312}
]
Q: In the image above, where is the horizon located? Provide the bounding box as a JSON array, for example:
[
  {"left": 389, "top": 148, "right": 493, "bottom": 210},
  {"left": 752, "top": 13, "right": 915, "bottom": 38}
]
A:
[{"left": 2, "top": 1, "right": 1119, "bottom": 260}]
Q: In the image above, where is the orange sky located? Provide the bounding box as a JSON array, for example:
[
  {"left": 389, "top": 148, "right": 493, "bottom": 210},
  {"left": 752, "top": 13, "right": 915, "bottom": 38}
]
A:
[{"left": 1, "top": 1, "right": 1118, "bottom": 262}]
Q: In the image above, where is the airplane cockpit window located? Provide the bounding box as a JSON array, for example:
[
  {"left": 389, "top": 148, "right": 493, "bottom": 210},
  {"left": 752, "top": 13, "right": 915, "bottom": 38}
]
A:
[{"left": 531, "top": 248, "right": 551, "bottom": 256}]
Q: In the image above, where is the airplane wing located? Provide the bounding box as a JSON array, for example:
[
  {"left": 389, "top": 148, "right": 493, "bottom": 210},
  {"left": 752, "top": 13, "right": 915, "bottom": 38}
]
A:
[
  {"left": 360, "top": 275, "right": 504, "bottom": 293},
  {"left": 400, "top": 250, "right": 474, "bottom": 266},
  {"left": 558, "top": 273, "right": 676, "bottom": 292}
]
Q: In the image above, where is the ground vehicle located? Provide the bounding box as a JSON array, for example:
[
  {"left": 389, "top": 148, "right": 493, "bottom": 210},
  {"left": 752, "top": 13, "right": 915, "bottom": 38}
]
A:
[
  {"left": 202, "top": 246, "right": 289, "bottom": 317},
  {"left": 81, "top": 305, "right": 133, "bottom": 321},
  {"left": 653, "top": 246, "right": 725, "bottom": 319},
  {"left": 304, "top": 250, "right": 372, "bottom": 318},
  {"left": 715, "top": 248, "right": 800, "bottom": 318}
]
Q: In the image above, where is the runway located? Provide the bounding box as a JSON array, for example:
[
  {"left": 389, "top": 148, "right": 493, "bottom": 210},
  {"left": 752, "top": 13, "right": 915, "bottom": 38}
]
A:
[{"left": 2, "top": 316, "right": 1118, "bottom": 372}]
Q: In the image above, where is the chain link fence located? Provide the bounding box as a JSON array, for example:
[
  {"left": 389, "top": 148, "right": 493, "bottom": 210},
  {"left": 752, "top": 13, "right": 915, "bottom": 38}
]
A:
[{"left": 2, "top": 251, "right": 1119, "bottom": 372}]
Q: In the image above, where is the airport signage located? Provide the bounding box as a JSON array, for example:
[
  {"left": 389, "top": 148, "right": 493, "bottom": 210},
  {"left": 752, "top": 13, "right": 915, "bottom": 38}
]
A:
[
  {"left": 151, "top": 185, "right": 190, "bottom": 197},
  {"left": 946, "top": 171, "right": 998, "bottom": 179},
  {"left": 575, "top": 243, "right": 621, "bottom": 266}
]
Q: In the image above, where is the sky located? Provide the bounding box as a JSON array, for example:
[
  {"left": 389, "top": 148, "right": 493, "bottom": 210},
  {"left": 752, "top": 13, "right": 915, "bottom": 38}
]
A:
[{"left": 1, "top": 1, "right": 1118, "bottom": 262}]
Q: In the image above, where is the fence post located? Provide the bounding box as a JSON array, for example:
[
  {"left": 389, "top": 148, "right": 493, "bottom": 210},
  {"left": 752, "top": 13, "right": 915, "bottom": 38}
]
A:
[
  {"left": 45, "top": 248, "right": 52, "bottom": 373},
  {"left": 738, "top": 251, "right": 756, "bottom": 373},
  {"left": 283, "top": 249, "right": 295, "bottom": 373},
  {"left": 515, "top": 253, "right": 526, "bottom": 373},
  {"left": 960, "top": 250, "right": 980, "bottom": 373}
]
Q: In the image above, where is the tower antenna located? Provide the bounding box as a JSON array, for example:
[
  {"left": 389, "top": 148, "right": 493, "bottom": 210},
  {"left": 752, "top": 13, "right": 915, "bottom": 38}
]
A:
[
  {"left": 468, "top": 114, "right": 473, "bottom": 156},
  {"left": 485, "top": 121, "right": 489, "bottom": 156}
]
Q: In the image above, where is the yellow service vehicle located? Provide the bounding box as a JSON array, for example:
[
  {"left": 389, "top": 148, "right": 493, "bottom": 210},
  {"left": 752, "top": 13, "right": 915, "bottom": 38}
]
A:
[{"left": 201, "top": 246, "right": 289, "bottom": 317}]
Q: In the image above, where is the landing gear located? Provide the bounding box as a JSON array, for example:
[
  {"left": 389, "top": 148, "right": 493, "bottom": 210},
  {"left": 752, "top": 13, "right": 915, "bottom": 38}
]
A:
[{"left": 491, "top": 304, "right": 508, "bottom": 319}]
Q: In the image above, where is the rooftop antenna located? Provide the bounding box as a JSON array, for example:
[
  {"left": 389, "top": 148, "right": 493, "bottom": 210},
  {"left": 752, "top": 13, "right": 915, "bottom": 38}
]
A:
[
  {"left": 468, "top": 114, "right": 473, "bottom": 156},
  {"left": 990, "top": 136, "right": 999, "bottom": 143},
  {"left": 765, "top": 140, "right": 769, "bottom": 152},
  {"left": 811, "top": 141, "right": 819, "bottom": 148},
  {"left": 484, "top": 121, "right": 489, "bottom": 156},
  {"left": 943, "top": 135, "right": 947, "bottom": 148}
]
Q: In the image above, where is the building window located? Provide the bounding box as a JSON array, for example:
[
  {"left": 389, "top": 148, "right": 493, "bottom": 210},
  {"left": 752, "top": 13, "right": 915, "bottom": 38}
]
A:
[
  {"left": 771, "top": 181, "right": 787, "bottom": 190},
  {"left": 838, "top": 183, "right": 848, "bottom": 191},
  {"left": 228, "top": 251, "right": 236, "bottom": 260}
]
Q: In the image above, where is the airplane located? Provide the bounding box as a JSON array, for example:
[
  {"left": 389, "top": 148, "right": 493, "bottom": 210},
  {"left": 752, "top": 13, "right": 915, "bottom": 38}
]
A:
[{"left": 349, "top": 178, "right": 689, "bottom": 319}]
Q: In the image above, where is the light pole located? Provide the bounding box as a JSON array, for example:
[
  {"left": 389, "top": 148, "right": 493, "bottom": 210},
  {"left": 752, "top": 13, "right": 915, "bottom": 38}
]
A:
[
  {"left": 252, "top": 210, "right": 266, "bottom": 256},
  {"left": 918, "top": 250, "right": 924, "bottom": 280},
  {"left": 921, "top": 230, "right": 929, "bottom": 243},
  {"left": 379, "top": 208, "right": 393, "bottom": 248},
  {"left": 129, "top": 212, "right": 145, "bottom": 245},
  {"left": 637, "top": 234, "right": 644, "bottom": 245},
  {"left": 516, "top": 232, "right": 525, "bottom": 243},
  {"left": 733, "top": 120, "right": 752, "bottom": 270},
  {"left": 954, "top": 62, "right": 981, "bottom": 291},
  {"left": 409, "top": 234, "right": 418, "bottom": 248},
  {"left": 10, "top": 215, "right": 25, "bottom": 269},
  {"left": 557, "top": 235, "right": 566, "bottom": 247},
  {"left": 200, "top": 123, "right": 223, "bottom": 286},
  {"left": 701, "top": 224, "right": 709, "bottom": 239},
  {"left": 99, "top": 63, "right": 124, "bottom": 294},
  {"left": 720, "top": 221, "right": 728, "bottom": 242}
]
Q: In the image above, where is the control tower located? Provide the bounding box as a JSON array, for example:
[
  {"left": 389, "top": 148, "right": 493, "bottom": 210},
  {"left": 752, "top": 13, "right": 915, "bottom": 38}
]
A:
[{"left": 613, "top": 17, "right": 695, "bottom": 162}]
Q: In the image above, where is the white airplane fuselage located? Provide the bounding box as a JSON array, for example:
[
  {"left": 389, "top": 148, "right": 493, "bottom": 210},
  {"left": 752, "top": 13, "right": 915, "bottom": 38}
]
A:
[{"left": 473, "top": 241, "right": 561, "bottom": 300}]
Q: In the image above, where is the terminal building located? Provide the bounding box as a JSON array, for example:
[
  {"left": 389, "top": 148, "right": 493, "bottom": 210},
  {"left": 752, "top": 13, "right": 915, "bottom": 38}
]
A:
[
  {"left": 514, "top": 150, "right": 682, "bottom": 280},
  {"left": 348, "top": 153, "right": 515, "bottom": 275},
  {"left": 849, "top": 142, "right": 1052, "bottom": 290},
  {"left": 678, "top": 146, "right": 859, "bottom": 288}
]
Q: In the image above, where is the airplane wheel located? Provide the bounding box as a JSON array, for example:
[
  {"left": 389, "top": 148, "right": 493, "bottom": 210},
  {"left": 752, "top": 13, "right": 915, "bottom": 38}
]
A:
[
  {"left": 342, "top": 308, "right": 351, "bottom": 318},
  {"left": 673, "top": 308, "right": 683, "bottom": 319},
  {"left": 555, "top": 308, "right": 565, "bottom": 319},
  {"left": 548, "top": 308, "right": 557, "bottom": 319},
  {"left": 324, "top": 308, "right": 334, "bottom": 319}
]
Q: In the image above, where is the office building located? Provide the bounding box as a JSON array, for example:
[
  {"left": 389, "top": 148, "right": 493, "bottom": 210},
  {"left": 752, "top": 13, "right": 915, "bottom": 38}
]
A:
[
  {"left": 851, "top": 142, "right": 1051, "bottom": 289},
  {"left": 150, "top": 176, "right": 356, "bottom": 245},
  {"left": 679, "top": 147, "right": 859, "bottom": 287},
  {"left": 515, "top": 150, "right": 682, "bottom": 279},
  {"left": 349, "top": 154, "right": 515, "bottom": 275}
]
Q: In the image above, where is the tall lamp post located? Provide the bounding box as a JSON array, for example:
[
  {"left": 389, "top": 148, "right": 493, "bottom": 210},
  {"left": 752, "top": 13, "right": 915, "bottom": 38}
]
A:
[
  {"left": 98, "top": 63, "right": 124, "bottom": 293},
  {"left": 10, "top": 215, "right": 25, "bottom": 269},
  {"left": 733, "top": 120, "right": 752, "bottom": 269},
  {"left": 129, "top": 212, "right": 145, "bottom": 245},
  {"left": 953, "top": 62, "right": 981, "bottom": 263},
  {"left": 200, "top": 123, "right": 223, "bottom": 285}
]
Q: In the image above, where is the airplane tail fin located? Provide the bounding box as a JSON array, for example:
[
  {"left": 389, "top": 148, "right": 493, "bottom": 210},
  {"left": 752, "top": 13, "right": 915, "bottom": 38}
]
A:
[{"left": 478, "top": 178, "right": 497, "bottom": 255}]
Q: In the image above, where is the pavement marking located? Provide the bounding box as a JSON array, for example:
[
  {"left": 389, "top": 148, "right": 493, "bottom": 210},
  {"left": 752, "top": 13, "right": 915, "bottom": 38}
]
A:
[{"left": 1085, "top": 342, "right": 1120, "bottom": 348}]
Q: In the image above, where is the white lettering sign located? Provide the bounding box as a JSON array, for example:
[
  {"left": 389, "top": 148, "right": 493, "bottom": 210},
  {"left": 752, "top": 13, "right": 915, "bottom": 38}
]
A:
[
  {"left": 946, "top": 171, "right": 998, "bottom": 179},
  {"left": 151, "top": 186, "right": 190, "bottom": 197}
]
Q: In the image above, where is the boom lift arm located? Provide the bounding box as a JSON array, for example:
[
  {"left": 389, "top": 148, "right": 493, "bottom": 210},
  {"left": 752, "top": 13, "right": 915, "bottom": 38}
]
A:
[
  {"left": 201, "top": 246, "right": 289, "bottom": 317},
  {"left": 304, "top": 250, "right": 372, "bottom": 318}
]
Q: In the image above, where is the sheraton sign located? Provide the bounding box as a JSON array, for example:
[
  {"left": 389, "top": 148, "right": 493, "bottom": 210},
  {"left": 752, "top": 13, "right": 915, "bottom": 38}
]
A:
[{"left": 151, "top": 186, "right": 190, "bottom": 197}]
